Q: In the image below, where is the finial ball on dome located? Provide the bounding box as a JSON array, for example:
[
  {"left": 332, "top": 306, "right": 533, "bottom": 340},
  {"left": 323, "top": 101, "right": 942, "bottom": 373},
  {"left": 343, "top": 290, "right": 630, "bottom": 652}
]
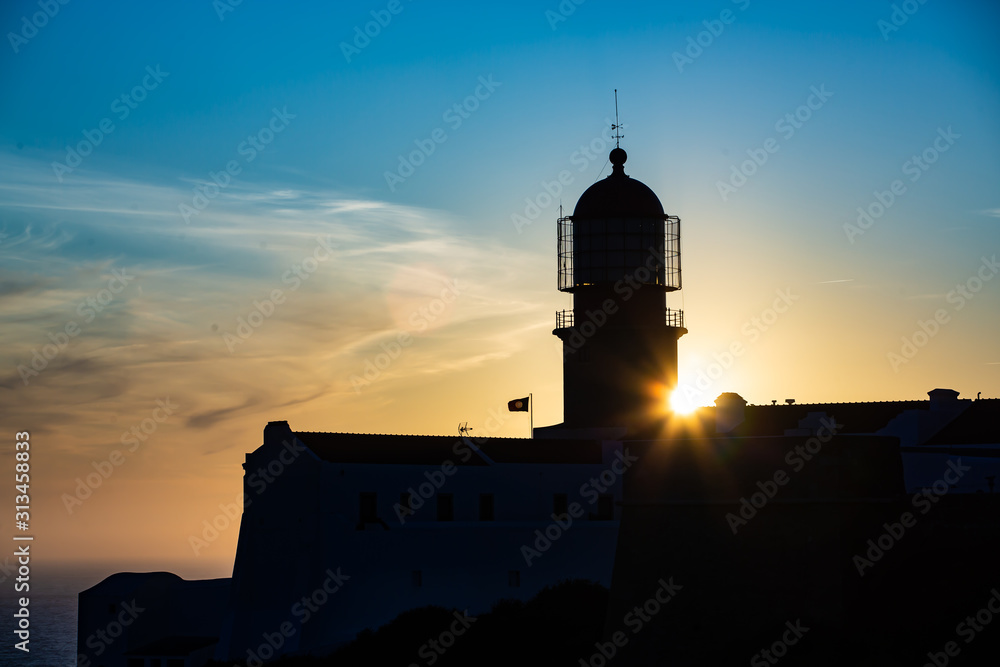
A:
[{"left": 609, "top": 147, "right": 627, "bottom": 166}]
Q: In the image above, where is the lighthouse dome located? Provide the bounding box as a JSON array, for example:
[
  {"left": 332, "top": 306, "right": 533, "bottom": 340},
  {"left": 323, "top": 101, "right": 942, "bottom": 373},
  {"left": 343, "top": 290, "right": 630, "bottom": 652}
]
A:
[{"left": 572, "top": 148, "right": 664, "bottom": 219}]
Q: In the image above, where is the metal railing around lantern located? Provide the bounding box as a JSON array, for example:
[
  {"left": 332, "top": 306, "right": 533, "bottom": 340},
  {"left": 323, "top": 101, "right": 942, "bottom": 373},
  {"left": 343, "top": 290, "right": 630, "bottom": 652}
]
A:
[
  {"left": 555, "top": 310, "right": 573, "bottom": 329},
  {"left": 557, "top": 215, "right": 681, "bottom": 292},
  {"left": 555, "top": 308, "right": 684, "bottom": 329}
]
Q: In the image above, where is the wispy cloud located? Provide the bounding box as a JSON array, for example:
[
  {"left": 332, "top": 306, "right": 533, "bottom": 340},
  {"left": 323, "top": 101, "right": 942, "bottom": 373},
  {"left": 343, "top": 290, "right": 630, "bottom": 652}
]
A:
[{"left": 0, "top": 152, "right": 548, "bottom": 466}]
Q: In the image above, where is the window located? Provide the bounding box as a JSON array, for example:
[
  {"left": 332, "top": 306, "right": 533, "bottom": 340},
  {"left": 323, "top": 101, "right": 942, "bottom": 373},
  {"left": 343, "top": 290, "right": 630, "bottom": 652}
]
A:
[
  {"left": 400, "top": 492, "right": 412, "bottom": 514},
  {"left": 437, "top": 493, "right": 454, "bottom": 521},
  {"left": 595, "top": 494, "right": 614, "bottom": 520},
  {"left": 508, "top": 570, "right": 521, "bottom": 587},
  {"left": 412, "top": 570, "right": 423, "bottom": 588},
  {"left": 479, "top": 493, "right": 495, "bottom": 521},
  {"left": 359, "top": 492, "right": 377, "bottom": 523},
  {"left": 553, "top": 493, "right": 568, "bottom": 518},
  {"left": 150, "top": 660, "right": 162, "bottom": 667},
  {"left": 126, "top": 660, "right": 144, "bottom": 667}
]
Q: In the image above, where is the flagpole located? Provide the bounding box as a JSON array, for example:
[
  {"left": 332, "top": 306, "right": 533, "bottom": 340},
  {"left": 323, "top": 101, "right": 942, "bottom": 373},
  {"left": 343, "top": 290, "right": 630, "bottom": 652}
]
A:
[{"left": 529, "top": 392, "right": 533, "bottom": 439}]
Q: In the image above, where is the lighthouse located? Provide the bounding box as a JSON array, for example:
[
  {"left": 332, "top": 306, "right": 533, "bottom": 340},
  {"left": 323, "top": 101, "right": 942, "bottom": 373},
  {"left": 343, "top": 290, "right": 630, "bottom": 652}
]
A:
[{"left": 554, "top": 145, "right": 686, "bottom": 433}]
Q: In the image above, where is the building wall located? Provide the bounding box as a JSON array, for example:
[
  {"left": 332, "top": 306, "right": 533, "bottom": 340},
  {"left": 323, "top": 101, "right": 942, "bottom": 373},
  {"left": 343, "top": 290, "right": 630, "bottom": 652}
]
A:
[
  {"left": 78, "top": 573, "right": 228, "bottom": 667},
  {"left": 217, "top": 425, "right": 625, "bottom": 660}
]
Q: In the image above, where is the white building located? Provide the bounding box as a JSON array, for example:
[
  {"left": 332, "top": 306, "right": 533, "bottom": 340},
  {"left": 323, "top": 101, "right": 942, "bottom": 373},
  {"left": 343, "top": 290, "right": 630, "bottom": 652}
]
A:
[{"left": 211, "top": 420, "right": 627, "bottom": 660}]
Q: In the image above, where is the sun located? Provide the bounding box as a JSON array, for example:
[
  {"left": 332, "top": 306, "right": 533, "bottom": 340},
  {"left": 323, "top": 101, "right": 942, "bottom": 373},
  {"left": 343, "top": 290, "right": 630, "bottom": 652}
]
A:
[{"left": 669, "top": 389, "right": 698, "bottom": 415}]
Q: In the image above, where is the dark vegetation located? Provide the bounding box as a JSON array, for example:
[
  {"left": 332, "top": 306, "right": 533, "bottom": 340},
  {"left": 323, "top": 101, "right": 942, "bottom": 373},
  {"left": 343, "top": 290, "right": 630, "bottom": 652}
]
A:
[{"left": 209, "top": 579, "right": 608, "bottom": 667}]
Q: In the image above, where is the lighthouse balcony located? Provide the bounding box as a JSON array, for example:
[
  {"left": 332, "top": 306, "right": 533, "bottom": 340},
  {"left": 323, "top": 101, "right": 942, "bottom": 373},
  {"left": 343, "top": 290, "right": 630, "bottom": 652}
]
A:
[
  {"left": 664, "top": 308, "right": 684, "bottom": 328},
  {"left": 554, "top": 308, "right": 684, "bottom": 331}
]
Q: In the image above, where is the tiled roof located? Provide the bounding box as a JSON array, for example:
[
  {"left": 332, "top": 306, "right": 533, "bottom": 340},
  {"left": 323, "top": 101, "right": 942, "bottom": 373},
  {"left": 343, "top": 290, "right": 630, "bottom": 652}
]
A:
[
  {"left": 293, "top": 431, "right": 604, "bottom": 465},
  {"left": 923, "top": 399, "right": 1000, "bottom": 446},
  {"left": 738, "top": 400, "right": 929, "bottom": 435}
]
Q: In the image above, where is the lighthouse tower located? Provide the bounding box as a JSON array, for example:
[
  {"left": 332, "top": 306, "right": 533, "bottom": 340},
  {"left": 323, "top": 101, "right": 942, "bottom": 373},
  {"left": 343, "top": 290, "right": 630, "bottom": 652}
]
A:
[{"left": 554, "top": 146, "right": 686, "bottom": 433}]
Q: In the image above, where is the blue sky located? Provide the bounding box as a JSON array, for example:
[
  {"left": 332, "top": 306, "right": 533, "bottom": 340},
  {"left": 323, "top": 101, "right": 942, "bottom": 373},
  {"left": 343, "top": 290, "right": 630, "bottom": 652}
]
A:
[{"left": 0, "top": 0, "right": 998, "bottom": 568}]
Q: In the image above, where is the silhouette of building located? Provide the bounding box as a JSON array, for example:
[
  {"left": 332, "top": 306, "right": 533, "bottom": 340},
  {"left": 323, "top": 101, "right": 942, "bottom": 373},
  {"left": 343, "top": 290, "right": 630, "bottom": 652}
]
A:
[
  {"left": 77, "top": 573, "right": 227, "bottom": 667},
  {"left": 550, "top": 147, "right": 685, "bottom": 433},
  {"left": 78, "top": 147, "right": 1000, "bottom": 667}
]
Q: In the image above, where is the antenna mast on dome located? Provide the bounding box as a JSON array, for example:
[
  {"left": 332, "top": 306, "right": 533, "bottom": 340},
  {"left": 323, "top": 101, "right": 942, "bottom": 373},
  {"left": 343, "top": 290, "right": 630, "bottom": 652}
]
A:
[{"left": 611, "top": 89, "right": 624, "bottom": 148}]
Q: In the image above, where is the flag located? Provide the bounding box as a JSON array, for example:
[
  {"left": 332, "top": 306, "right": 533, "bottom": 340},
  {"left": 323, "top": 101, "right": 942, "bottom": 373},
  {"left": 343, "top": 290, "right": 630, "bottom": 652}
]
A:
[{"left": 508, "top": 396, "right": 529, "bottom": 412}]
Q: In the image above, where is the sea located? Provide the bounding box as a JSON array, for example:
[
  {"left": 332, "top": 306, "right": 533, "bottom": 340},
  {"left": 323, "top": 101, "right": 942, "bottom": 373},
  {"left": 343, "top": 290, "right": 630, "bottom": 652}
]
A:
[{"left": 0, "top": 593, "right": 77, "bottom": 667}]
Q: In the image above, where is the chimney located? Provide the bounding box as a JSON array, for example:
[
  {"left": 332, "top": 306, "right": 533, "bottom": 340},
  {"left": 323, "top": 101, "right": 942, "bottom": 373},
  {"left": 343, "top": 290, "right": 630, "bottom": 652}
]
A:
[
  {"left": 264, "top": 420, "right": 293, "bottom": 444},
  {"left": 715, "top": 393, "right": 747, "bottom": 434},
  {"left": 927, "top": 388, "right": 960, "bottom": 411}
]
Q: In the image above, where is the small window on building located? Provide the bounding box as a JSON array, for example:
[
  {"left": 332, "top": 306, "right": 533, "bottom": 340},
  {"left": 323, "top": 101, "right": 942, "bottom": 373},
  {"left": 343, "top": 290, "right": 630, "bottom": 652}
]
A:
[
  {"left": 479, "top": 493, "right": 495, "bottom": 521},
  {"left": 553, "top": 493, "right": 568, "bottom": 518},
  {"left": 412, "top": 570, "right": 423, "bottom": 588},
  {"left": 359, "top": 492, "right": 377, "bottom": 523},
  {"left": 437, "top": 493, "right": 454, "bottom": 521},
  {"left": 400, "top": 492, "right": 413, "bottom": 514},
  {"left": 595, "top": 494, "right": 614, "bottom": 520},
  {"left": 508, "top": 570, "right": 521, "bottom": 587},
  {"left": 150, "top": 660, "right": 162, "bottom": 667},
  {"left": 126, "top": 660, "right": 144, "bottom": 667},
  {"left": 167, "top": 660, "right": 185, "bottom": 667}
]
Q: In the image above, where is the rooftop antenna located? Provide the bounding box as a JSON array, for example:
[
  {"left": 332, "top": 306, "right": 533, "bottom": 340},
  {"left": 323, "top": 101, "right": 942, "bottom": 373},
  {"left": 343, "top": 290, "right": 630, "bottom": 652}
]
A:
[{"left": 611, "top": 89, "right": 624, "bottom": 148}]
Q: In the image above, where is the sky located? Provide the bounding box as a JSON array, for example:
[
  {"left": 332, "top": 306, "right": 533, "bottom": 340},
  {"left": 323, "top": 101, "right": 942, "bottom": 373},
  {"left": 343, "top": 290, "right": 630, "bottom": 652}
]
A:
[{"left": 0, "top": 0, "right": 997, "bottom": 577}]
